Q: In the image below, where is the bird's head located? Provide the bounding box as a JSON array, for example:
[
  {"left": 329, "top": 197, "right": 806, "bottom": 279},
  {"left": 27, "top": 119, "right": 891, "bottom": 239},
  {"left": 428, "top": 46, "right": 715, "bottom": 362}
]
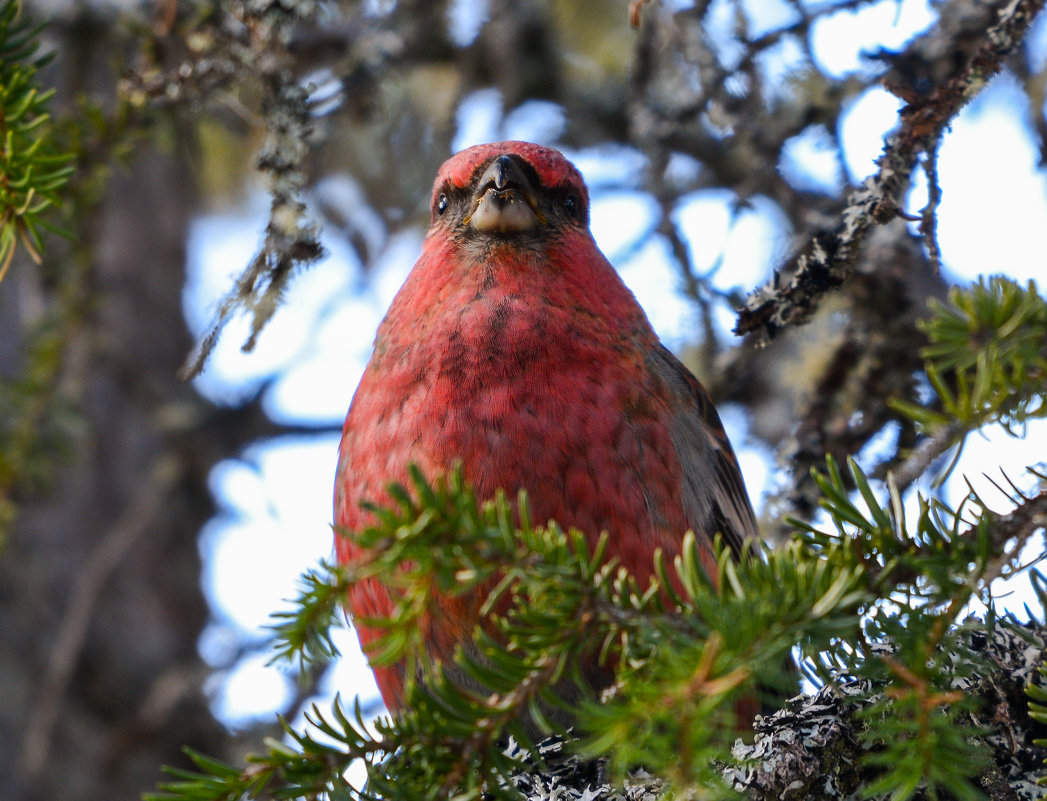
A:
[{"left": 429, "top": 141, "right": 590, "bottom": 242}]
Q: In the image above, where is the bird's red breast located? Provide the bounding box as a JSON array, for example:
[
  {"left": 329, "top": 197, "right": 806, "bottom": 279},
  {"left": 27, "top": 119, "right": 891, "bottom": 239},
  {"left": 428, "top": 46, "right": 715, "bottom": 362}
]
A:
[{"left": 334, "top": 141, "right": 757, "bottom": 711}]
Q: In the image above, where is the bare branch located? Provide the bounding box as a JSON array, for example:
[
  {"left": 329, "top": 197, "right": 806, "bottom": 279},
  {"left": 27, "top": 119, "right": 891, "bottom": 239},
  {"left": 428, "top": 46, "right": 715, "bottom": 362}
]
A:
[
  {"left": 20, "top": 456, "right": 184, "bottom": 779},
  {"left": 888, "top": 420, "right": 965, "bottom": 492},
  {"left": 735, "top": 0, "right": 1047, "bottom": 343}
]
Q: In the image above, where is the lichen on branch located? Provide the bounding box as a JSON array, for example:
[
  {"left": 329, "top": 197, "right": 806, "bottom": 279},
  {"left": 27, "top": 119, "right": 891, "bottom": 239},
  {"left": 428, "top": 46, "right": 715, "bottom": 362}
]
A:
[{"left": 734, "top": 0, "right": 1047, "bottom": 343}]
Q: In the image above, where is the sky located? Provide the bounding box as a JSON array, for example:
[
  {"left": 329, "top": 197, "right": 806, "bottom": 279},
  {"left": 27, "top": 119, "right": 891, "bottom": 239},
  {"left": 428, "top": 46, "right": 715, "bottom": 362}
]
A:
[{"left": 181, "top": 0, "right": 1047, "bottom": 737}]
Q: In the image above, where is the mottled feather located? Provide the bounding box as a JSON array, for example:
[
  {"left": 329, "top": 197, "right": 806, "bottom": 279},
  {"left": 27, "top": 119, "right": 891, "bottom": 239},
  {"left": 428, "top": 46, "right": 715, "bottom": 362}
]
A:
[{"left": 335, "top": 141, "right": 759, "bottom": 711}]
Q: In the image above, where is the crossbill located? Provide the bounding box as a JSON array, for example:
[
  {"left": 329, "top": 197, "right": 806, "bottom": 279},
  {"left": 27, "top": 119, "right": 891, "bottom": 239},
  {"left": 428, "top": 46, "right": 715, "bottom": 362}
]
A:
[{"left": 334, "top": 141, "right": 758, "bottom": 714}]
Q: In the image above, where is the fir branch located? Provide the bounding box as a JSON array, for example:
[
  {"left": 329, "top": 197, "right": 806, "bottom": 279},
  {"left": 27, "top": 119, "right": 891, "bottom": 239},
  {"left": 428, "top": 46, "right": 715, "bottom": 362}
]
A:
[
  {"left": 889, "top": 276, "right": 1047, "bottom": 483},
  {"left": 735, "top": 619, "right": 1046, "bottom": 800},
  {"left": 268, "top": 560, "right": 348, "bottom": 673},
  {"left": 794, "top": 451, "right": 1046, "bottom": 801},
  {"left": 147, "top": 697, "right": 387, "bottom": 801},
  {"left": 797, "top": 455, "right": 1047, "bottom": 604},
  {"left": 918, "top": 277, "right": 1047, "bottom": 431},
  {"left": 0, "top": 0, "right": 74, "bottom": 281},
  {"left": 156, "top": 463, "right": 1045, "bottom": 801},
  {"left": 310, "top": 468, "right": 871, "bottom": 796}
]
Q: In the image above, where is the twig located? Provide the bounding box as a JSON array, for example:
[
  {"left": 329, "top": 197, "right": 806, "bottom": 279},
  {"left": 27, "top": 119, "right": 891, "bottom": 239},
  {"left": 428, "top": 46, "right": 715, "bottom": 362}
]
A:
[
  {"left": 20, "top": 456, "right": 184, "bottom": 779},
  {"left": 918, "top": 143, "right": 944, "bottom": 273},
  {"left": 979, "top": 482, "right": 1047, "bottom": 586},
  {"left": 167, "top": 0, "right": 326, "bottom": 381},
  {"left": 734, "top": 0, "right": 1046, "bottom": 343},
  {"left": 889, "top": 420, "right": 965, "bottom": 492}
]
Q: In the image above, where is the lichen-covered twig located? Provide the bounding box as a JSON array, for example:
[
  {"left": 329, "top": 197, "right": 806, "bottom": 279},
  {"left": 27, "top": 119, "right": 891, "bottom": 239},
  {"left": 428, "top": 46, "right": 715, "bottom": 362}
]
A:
[
  {"left": 734, "top": 0, "right": 1046, "bottom": 343},
  {"left": 123, "top": 0, "right": 326, "bottom": 380},
  {"left": 503, "top": 620, "right": 1047, "bottom": 801},
  {"left": 177, "top": 0, "right": 325, "bottom": 379}
]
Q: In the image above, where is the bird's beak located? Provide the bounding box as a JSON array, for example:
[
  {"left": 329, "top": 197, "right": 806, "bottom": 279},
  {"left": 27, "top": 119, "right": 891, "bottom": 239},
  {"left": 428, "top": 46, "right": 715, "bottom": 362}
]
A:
[{"left": 465, "top": 155, "right": 543, "bottom": 233}]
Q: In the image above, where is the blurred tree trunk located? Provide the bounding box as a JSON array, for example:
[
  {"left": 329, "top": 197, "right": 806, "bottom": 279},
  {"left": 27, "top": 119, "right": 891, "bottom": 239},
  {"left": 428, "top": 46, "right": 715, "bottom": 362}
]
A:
[{"left": 0, "top": 15, "right": 241, "bottom": 801}]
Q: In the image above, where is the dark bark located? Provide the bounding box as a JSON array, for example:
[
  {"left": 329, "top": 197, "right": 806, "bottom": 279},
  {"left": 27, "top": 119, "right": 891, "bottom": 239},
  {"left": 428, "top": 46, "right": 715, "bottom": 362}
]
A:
[
  {"left": 0, "top": 8, "right": 255, "bottom": 790},
  {"left": 0, "top": 145, "right": 239, "bottom": 801}
]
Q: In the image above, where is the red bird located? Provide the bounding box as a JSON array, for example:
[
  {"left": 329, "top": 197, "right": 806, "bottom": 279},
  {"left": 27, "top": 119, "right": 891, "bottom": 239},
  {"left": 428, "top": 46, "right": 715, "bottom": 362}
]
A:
[{"left": 334, "top": 141, "right": 758, "bottom": 713}]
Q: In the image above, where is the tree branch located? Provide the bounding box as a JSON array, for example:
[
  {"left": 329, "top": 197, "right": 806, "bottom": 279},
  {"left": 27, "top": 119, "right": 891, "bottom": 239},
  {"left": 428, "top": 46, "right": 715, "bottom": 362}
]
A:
[
  {"left": 20, "top": 455, "right": 184, "bottom": 779},
  {"left": 506, "top": 620, "right": 1047, "bottom": 800},
  {"left": 734, "top": 0, "right": 1046, "bottom": 343}
]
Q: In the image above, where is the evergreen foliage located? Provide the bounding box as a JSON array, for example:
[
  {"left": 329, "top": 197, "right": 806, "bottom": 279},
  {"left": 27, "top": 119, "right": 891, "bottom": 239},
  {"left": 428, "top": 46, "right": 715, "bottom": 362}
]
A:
[
  {"left": 891, "top": 276, "right": 1047, "bottom": 441},
  {"left": 0, "top": 0, "right": 75, "bottom": 539},
  {"left": 0, "top": 0, "right": 72, "bottom": 281},
  {"left": 147, "top": 274, "right": 1047, "bottom": 800}
]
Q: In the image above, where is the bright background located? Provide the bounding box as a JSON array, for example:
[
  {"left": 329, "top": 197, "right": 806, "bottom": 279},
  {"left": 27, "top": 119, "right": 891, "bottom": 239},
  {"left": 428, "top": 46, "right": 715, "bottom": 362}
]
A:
[{"left": 182, "top": 0, "right": 1047, "bottom": 735}]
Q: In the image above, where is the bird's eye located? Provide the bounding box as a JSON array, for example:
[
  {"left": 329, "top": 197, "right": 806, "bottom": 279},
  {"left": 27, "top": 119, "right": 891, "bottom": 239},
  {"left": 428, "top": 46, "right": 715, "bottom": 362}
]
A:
[
  {"left": 436, "top": 193, "right": 449, "bottom": 215},
  {"left": 564, "top": 193, "right": 580, "bottom": 220}
]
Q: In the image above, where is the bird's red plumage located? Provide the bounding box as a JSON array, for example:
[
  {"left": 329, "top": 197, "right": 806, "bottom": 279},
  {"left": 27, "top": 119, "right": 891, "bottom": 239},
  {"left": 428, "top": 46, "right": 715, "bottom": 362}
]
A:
[{"left": 334, "top": 141, "right": 757, "bottom": 710}]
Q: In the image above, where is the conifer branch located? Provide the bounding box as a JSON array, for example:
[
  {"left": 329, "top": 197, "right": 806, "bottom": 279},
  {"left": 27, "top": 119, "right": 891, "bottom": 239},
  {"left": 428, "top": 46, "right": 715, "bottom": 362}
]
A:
[
  {"left": 153, "top": 278, "right": 1047, "bottom": 801},
  {"left": 886, "top": 276, "right": 1047, "bottom": 489},
  {"left": 149, "top": 456, "right": 1047, "bottom": 801},
  {"left": 0, "top": 0, "right": 74, "bottom": 282}
]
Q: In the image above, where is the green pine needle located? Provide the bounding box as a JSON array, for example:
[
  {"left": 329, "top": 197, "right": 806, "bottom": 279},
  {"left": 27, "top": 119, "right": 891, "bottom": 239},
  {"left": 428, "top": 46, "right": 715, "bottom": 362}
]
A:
[
  {"left": 0, "top": 0, "right": 74, "bottom": 281},
  {"left": 889, "top": 276, "right": 1047, "bottom": 462},
  {"left": 154, "top": 461, "right": 1045, "bottom": 800}
]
